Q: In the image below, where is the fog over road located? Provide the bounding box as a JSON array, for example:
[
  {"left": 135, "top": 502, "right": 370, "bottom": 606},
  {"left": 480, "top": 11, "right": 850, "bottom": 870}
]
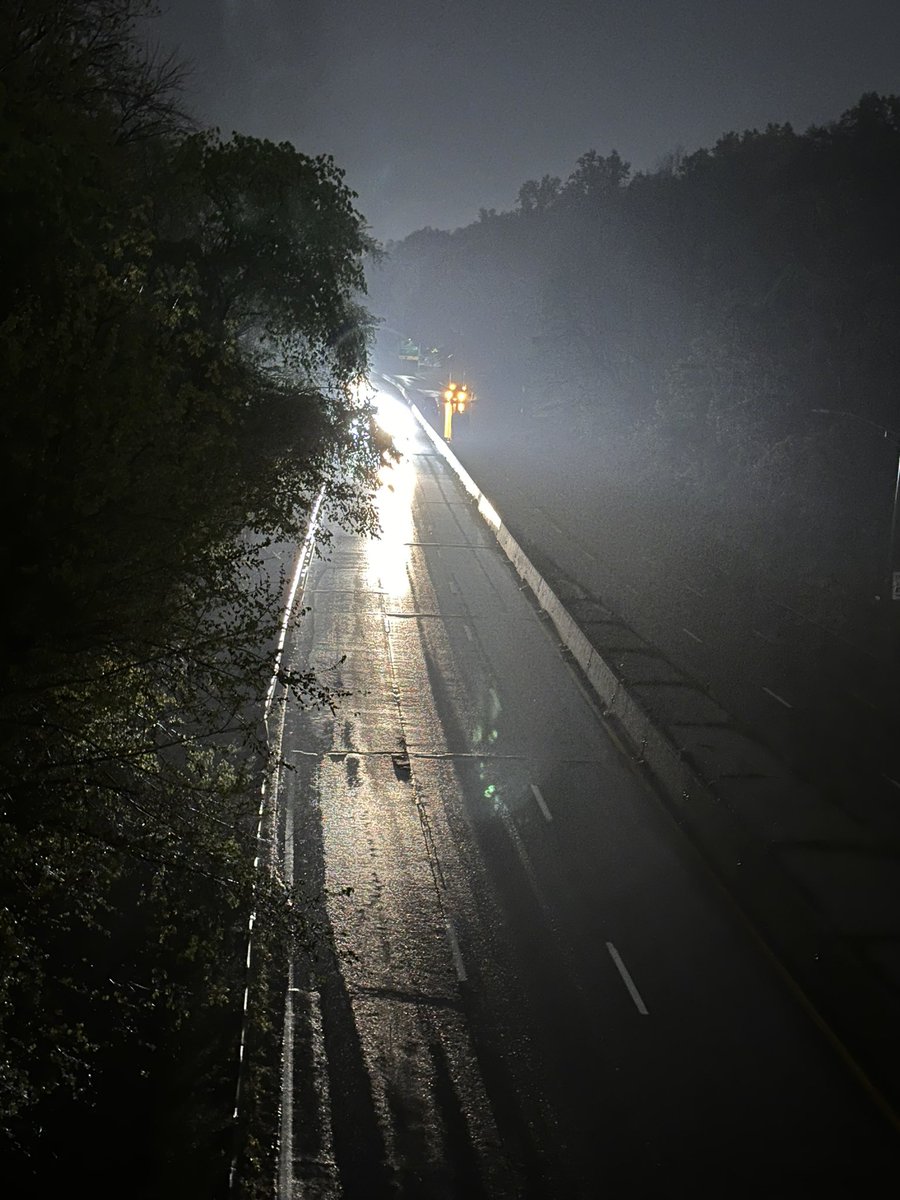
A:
[
  {"left": 436, "top": 393, "right": 900, "bottom": 845},
  {"left": 275, "top": 391, "right": 897, "bottom": 1197}
]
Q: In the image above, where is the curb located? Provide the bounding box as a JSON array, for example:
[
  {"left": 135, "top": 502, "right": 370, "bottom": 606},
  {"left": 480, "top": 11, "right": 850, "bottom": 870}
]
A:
[{"left": 407, "top": 397, "right": 900, "bottom": 1130}]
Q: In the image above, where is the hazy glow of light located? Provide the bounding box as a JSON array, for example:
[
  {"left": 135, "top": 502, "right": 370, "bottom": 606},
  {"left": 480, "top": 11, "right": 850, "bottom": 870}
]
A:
[
  {"left": 366, "top": 393, "right": 416, "bottom": 596},
  {"left": 372, "top": 388, "right": 416, "bottom": 452}
]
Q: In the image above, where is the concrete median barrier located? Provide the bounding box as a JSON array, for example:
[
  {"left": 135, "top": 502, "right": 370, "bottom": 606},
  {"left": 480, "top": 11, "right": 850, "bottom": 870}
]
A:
[{"left": 408, "top": 397, "right": 900, "bottom": 1131}]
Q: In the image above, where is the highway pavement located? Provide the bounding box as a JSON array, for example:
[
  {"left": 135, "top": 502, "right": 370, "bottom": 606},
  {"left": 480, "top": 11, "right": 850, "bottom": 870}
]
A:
[
  {"left": 444, "top": 403, "right": 900, "bottom": 843},
  {"left": 274, "top": 389, "right": 899, "bottom": 1197}
]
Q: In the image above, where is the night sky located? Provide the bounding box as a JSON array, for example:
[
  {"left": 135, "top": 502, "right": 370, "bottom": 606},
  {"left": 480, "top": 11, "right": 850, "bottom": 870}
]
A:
[{"left": 147, "top": 1, "right": 900, "bottom": 243}]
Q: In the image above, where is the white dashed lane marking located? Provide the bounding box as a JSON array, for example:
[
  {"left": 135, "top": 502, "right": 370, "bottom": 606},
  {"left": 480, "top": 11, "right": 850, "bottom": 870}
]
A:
[
  {"left": 445, "top": 920, "right": 467, "bottom": 982},
  {"left": 530, "top": 783, "right": 553, "bottom": 822},
  {"left": 606, "top": 942, "right": 649, "bottom": 1015}
]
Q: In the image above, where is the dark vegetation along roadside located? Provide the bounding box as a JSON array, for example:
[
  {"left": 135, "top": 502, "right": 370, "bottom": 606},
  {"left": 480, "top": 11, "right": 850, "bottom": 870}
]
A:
[
  {"left": 1, "top": 2, "right": 384, "bottom": 1194},
  {"left": 5, "top": 0, "right": 900, "bottom": 1192},
  {"left": 371, "top": 94, "right": 900, "bottom": 652}
]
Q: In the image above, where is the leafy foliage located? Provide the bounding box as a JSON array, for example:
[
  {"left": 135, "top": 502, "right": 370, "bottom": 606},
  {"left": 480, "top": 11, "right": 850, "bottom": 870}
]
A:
[{"left": 1, "top": 1, "right": 382, "bottom": 1185}]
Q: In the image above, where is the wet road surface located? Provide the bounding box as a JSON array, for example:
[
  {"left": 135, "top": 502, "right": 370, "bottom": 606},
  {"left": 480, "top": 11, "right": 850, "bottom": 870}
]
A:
[{"left": 275, "top": 391, "right": 899, "bottom": 1197}]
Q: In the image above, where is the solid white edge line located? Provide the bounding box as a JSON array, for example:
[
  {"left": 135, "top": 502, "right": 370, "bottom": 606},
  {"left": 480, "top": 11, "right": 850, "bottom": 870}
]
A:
[
  {"left": 233, "top": 492, "right": 324, "bottom": 1194},
  {"left": 277, "top": 796, "right": 297, "bottom": 1185},
  {"left": 606, "top": 941, "right": 649, "bottom": 1015},
  {"left": 276, "top": 972, "right": 295, "bottom": 1197},
  {"left": 530, "top": 782, "right": 553, "bottom": 822},
  {"left": 264, "top": 489, "right": 325, "bottom": 721},
  {"left": 445, "top": 919, "right": 468, "bottom": 982}
]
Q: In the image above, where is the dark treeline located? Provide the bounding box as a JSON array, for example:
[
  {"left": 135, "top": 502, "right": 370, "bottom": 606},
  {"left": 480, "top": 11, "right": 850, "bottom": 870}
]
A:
[
  {"left": 372, "top": 94, "right": 900, "bottom": 627},
  {"left": 1, "top": 1, "right": 379, "bottom": 1194}
]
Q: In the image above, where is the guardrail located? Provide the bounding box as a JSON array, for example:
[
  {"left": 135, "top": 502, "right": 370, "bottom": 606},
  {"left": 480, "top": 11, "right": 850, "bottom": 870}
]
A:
[{"left": 408, "top": 398, "right": 900, "bottom": 1131}]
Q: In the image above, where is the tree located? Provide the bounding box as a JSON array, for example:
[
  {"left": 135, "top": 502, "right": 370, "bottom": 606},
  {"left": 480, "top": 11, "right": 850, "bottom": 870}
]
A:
[
  {"left": 371, "top": 96, "right": 900, "bottom": 622},
  {"left": 0, "top": 3, "right": 383, "bottom": 1183},
  {"left": 516, "top": 173, "right": 562, "bottom": 214},
  {"left": 562, "top": 148, "right": 631, "bottom": 204}
]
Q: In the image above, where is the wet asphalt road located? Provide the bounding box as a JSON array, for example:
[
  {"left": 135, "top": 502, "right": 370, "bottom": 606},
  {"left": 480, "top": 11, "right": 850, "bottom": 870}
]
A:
[{"left": 275, "top": 391, "right": 899, "bottom": 1198}]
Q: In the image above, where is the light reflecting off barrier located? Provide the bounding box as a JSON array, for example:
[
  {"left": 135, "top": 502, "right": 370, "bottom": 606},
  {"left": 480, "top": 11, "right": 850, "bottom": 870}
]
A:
[
  {"left": 478, "top": 495, "right": 501, "bottom": 530},
  {"left": 366, "top": 448, "right": 416, "bottom": 597}
]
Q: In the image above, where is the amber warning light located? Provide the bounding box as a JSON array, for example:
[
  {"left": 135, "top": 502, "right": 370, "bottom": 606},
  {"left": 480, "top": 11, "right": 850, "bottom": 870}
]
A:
[{"left": 441, "top": 381, "right": 475, "bottom": 440}]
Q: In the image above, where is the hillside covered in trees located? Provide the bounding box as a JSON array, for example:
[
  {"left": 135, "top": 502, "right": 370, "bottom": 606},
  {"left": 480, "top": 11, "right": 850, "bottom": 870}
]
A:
[
  {"left": 371, "top": 94, "right": 900, "bottom": 632},
  {"left": 5, "top": 2, "right": 900, "bottom": 1187},
  {"left": 1, "top": 2, "right": 380, "bottom": 1194}
]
